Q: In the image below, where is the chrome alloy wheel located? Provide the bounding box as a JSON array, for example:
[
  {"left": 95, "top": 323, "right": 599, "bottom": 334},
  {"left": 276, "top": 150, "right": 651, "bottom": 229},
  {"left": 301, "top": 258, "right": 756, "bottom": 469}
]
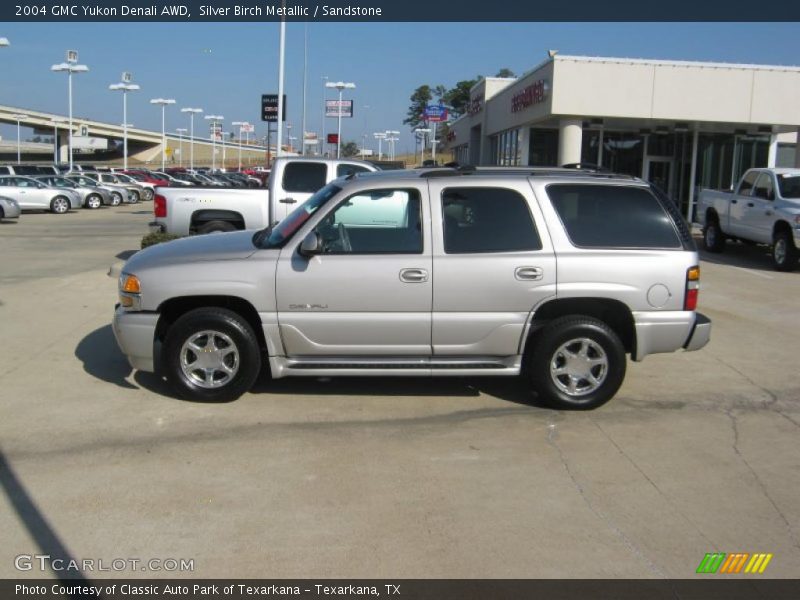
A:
[
  {"left": 52, "top": 197, "right": 70, "bottom": 213},
  {"left": 549, "top": 337, "right": 608, "bottom": 397},
  {"left": 774, "top": 237, "right": 787, "bottom": 265},
  {"left": 180, "top": 330, "right": 240, "bottom": 389}
]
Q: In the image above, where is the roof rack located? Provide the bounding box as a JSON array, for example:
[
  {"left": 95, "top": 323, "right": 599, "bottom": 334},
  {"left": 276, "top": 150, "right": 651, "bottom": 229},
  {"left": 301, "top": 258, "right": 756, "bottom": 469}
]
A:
[{"left": 417, "top": 166, "right": 637, "bottom": 180}]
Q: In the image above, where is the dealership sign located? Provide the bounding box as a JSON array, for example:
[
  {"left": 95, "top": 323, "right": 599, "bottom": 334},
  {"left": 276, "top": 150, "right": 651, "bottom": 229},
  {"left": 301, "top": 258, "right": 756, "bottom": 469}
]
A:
[
  {"left": 511, "top": 79, "right": 550, "bottom": 113},
  {"left": 261, "top": 94, "right": 287, "bottom": 122},
  {"left": 424, "top": 104, "right": 448, "bottom": 122},
  {"left": 326, "top": 100, "right": 353, "bottom": 118}
]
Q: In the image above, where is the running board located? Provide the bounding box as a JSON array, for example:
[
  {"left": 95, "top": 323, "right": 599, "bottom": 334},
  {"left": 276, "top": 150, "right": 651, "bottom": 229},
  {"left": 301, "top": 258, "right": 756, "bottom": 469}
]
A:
[{"left": 268, "top": 356, "right": 523, "bottom": 379}]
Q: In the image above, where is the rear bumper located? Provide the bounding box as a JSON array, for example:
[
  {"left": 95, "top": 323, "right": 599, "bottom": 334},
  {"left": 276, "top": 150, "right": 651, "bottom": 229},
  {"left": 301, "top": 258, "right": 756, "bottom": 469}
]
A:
[
  {"left": 148, "top": 221, "right": 165, "bottom": 233},
  {"left": 633, "top": 311, "right": 711, "bottom": 361},
  {"left": 112, "top": 305, "right": 158, "bottom": 373}
]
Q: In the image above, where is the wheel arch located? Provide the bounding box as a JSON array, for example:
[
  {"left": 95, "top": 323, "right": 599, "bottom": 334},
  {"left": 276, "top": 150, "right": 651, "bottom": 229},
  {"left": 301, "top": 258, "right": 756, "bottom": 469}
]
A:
[
  {"left": 773, "top": 219, "right": 793, "bottom": 238},
  {"left": 190, "top": 209, "right": 245, "bottom": 232}
]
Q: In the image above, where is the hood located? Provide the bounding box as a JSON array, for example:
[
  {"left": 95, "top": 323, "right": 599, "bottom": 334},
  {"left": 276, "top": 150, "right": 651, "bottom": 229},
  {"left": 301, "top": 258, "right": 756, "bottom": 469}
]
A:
[{"left": 124, "top": 230, "right": 259, "bottom": 271}]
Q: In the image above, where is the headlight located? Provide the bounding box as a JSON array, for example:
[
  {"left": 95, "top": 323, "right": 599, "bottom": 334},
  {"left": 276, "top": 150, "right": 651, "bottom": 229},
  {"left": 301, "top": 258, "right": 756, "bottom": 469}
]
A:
[{"left": 118, "top": 273, "right": 141, "bottom": 309}]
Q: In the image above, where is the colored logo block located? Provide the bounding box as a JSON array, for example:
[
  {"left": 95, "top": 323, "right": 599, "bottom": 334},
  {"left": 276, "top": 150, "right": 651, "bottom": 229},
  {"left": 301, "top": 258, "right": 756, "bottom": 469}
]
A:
[{"left": 696, "top": 553, "right": 773, "bottom": 574}]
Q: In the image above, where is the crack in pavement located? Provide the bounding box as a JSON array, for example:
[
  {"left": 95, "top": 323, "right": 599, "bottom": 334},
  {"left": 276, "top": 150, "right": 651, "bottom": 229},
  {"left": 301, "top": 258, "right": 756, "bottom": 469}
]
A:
[
  {"left": 589, "top": 418, "right": 718, "bottom": 551},
  {"left": 723, "top": 408, "right": 800, "bottom": 551},
  {"left": 545, "top": 421, "right": 668, "bottom": 578},
  {"left": 712, "top": 355, "right": 778, "bottom": 409}
]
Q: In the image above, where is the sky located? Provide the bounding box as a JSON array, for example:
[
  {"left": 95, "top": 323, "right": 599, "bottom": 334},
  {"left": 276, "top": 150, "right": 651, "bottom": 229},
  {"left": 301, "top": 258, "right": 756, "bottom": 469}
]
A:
[{"left": 2, "top": 22, "right": 800, "bottom": 155}]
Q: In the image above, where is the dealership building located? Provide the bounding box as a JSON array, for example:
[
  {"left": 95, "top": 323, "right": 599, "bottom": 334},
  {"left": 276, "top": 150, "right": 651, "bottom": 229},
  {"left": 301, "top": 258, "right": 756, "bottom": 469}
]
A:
[{"left": 443, "top": 54, "right": 800, "bottom": 220}]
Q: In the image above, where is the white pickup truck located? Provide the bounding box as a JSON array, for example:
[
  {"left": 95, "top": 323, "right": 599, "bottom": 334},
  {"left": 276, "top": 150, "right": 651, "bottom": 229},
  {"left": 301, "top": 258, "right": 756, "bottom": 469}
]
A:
[
  {"left": 151, "top": 157, "right": 377, "bottom": 235},
  {"left": 699, "top": 168, "right": 800, "bottom": 271}
]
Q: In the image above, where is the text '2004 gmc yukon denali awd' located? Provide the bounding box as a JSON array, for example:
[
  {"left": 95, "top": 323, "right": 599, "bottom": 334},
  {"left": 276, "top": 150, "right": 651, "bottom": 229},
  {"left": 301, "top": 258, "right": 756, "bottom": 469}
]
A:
[{"left": 113, "top": 167, "right": 711, "bottom": 410}]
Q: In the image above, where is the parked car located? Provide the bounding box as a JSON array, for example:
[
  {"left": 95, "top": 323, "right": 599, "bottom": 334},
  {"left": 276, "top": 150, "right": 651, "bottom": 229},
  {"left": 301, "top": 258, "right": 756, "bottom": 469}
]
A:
[
  {"left": 150, "top": 171, "right": 193, "bottom": 187},
  {"left": 0, "top": 175, "right": 81, "bottom": 213},
  {"left": 699, "top": 168, "right": 800, "bottom": 271},
  {"left": 34, "top": 175, "right": 112, "bottom": 209},
  {"left": 114, "top": 166, "right": 711, "bottom": 407},
  {"left": 0, "top": 195, "right": 21, "bottom": 220},
  {"left": 121, "top": 170, "right": 171, "bottom": 189},
  {"left": 64, "top": 174, "right": 125, "bottom": 207},
  {"left": 152, "top": 158, "right": 377, "bottom": 235},
  {"left": 81, "top": 172, "right": 142, "bottom": 203},
  {"left": 113, "top": 172, "right": 155, "bottom": 201},
  {"left": 0, "top": 165, "right": 60, "bottom": 176}
]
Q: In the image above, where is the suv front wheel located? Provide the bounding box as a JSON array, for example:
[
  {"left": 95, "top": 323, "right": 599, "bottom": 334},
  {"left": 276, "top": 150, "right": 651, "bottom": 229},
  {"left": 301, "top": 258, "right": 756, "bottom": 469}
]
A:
[
  {"left": 528, "top": 316, "right": 626, "bottom": 410},
  {"left": 163, "top": 307, "right": 261, "bottom": 402}
]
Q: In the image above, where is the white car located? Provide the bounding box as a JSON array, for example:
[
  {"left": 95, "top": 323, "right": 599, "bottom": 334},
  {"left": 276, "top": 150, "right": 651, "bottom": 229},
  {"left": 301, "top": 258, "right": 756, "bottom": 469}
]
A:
[
  {"left": 0, "top": 175, "right": 81, "bottom": 214},
  {"left": 0, "top": 195, "right": 21, "bottom": 220}
]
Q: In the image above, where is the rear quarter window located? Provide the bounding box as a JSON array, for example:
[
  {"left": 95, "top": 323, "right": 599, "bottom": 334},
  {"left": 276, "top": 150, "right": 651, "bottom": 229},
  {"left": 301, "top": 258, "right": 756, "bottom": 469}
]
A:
[
  {"left": 547, "top": 184, "right": 682, "bottom": 249},
  {"left": 282, "top": 162, "right": 327, "bottom": 193}
]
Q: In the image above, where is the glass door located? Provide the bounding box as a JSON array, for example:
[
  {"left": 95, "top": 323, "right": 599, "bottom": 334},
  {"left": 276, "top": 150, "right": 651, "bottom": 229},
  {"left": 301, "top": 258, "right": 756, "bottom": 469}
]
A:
[{"left": 645, "top": 157, "right": 675, "bottom": 199}]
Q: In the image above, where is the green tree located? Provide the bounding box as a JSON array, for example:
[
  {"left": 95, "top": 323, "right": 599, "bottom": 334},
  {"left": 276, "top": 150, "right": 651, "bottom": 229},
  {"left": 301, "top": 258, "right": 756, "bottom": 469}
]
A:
[
  {"left": 444, "top": 78, "right": 480, "bottom": 118},
  {"left": 340, "top": 141, "right": 359, "bottom": 157},
  {"left": 495, "top": 68, "right": 516, "bottom": 78},
  {"left": 403, "top": 84, "right": 433, "bottom": 130}
]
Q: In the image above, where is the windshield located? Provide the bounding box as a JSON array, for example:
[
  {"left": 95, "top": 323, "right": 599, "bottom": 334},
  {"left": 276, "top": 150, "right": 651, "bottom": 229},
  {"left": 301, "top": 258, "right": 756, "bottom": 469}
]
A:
[
  {"left": 115, "top": 174, "right": 134, "bottom": 183},
  {"left": 777, "top": 174, "right": 800, "bottom": 199},
  {"left": 126, "top": 173, "right": 146, "bottom": 181},
  {"left": 262, "top": 184, "right": 341, "bottom": 248}
]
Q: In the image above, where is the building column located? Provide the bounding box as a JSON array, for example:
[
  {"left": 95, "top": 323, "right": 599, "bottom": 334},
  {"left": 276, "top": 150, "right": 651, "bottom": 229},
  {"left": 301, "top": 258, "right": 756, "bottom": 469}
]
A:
[
  {"left": 519, "top": 127, "right": 530, "bottom": 166},
  {"left": 796, "top": 128, "right": 800, "bottom": 168},
  {"left": 557, "top": 119, "right": 583, "bottom": 166},
  {"left": 687, "top": 129, "right": 700, "bottom": 224},
  {"left": 767, "top": 133, "right": 778, "bottom": 168},
  {"left": 57, "top": 131, "right": 69, "bottom": 164}
]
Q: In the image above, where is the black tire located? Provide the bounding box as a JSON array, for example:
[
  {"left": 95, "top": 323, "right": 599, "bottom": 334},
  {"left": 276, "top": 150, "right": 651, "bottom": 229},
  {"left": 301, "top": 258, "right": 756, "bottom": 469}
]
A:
[
  {"left": 702, "top": 218, "right": 725, "bottom": 253},
  {"left": 50, "top": 196, "right": 70, "bottom": 214},
  {"left": 198, "top": 220, "right": 237, "bottom": 234},
  {"left": 85, "top": 193, "right": 102, "bottom": 209},
  {"left": 772, "top": 229, "right": 798, "bottom": 272},
  {"left": 110, "top": 192, "right": 122, "bottom": 207},
  {"left": 163, "top": 307, "right": 261, "bottom": 402},
  {"left": 527, "top": 316, "right": 627, "bottom": 410}
]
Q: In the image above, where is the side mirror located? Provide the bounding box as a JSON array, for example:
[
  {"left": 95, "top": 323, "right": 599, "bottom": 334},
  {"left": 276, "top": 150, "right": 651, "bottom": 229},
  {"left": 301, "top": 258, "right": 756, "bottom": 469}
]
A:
[{"left": 299, "top": 232, "right": 321, "bottom": 257}]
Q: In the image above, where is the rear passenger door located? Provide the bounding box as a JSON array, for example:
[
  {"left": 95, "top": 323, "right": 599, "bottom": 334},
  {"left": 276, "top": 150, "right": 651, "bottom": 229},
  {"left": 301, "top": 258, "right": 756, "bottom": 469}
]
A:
[
  {"left": 426, "top": 179, "right": 556, "bottom": 357},
  {"left": 275, "top": 162, "right": 328, "bottom": 222}
]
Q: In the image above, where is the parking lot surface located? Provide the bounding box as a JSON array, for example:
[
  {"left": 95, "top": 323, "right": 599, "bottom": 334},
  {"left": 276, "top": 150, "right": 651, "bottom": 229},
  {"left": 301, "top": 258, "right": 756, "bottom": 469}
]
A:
[{"left": 0, "top": 204, "right": 798, "bottom": 578}]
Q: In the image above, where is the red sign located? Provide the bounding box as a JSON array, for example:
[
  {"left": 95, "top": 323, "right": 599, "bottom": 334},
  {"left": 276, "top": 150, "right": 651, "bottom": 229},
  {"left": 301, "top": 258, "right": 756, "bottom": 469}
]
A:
[
  {"left": 327, "top": 133, "right": 339, "bottom": 144},
  {"left": 511, "top": 79, "right": 550, "bottom": 113}
]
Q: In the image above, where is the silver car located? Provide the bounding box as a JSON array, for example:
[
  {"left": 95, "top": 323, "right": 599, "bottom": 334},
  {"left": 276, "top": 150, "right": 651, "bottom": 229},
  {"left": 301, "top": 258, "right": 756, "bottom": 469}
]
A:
[
  {"left": 64, "top": 174, "right": 125, "bottom": 207},
  {"left": 86, "top": 172, "right": 144, "bottom": 204},
  {"left": 0, "top": 195, "right": 21, "bottom": 220},
  {"left": 35, "top": 175, "right": 112, "bottom": 209},
  {"left": 0, "top": 175, "right": 80, "bottom": 214},
  {"left": 113, "top": 167, "right": 711, "bottom": 408}
]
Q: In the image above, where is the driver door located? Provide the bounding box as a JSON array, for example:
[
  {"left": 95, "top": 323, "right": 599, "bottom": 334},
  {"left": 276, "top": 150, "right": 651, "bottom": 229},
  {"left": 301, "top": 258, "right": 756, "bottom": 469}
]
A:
[{"left": 276, "top": 183, "right": 432, "bottom": 356}]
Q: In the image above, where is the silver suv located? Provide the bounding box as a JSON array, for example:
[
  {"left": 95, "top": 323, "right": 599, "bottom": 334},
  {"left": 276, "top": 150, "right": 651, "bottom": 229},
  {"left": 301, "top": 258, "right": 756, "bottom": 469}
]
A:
[{"left": 113, "top": 167, "right": 711, "bottom": 409}]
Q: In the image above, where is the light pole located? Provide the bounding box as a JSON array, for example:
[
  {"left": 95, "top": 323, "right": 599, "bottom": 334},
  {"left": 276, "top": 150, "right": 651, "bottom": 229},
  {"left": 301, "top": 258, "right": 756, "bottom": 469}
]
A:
[
  {"left": 176, "top": 128, "right": 187, "bottom": 167},
  {"left": 386, "top": 130, "right": 400, "bottom": 161},
  {"left": 109, "top": 72, "right": 140, "bottom": 170},
  {"left": 286, "top": 123, "right": 292, "bottom": 152},
  {"left": 325, "top": 81, "right": 355, "bottom": 158},
  {"left": 321, "top": 75, "right": 329, "bottom": 156},
  {"left": 150, "top": 98, "right": 175, "bottom": 170},
  {"left": 204, "top": 115, "right": 223, "bottom": 170},
  {"left": 12, "top": 114, "right": 28, "bottom": 164},
  {"left": 373, "top": 132, "right": 386, "bottom": 161},
  {"left": 51, "top": 51, "right": 89, "bottom": 172},
  {"left": 180, "top": 108, "right": 202, "bottom": 170},
  {"left": 415, "top": 128, "right": 430, "bottom": 164},
  {"left": 231, "top": 121, "right": 248, "bottom": 170},
  {"left": 50, "top": 117, "right": 67, "bottom": 164}
]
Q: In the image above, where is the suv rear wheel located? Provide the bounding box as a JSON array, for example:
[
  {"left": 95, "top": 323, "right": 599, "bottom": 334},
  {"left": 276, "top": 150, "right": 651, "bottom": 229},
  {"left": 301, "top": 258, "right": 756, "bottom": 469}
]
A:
[
  {"left": 163, "top": 308, "right": 261, "bottom": 402},
  {"left": 528, "top": 316, "right": 626, "bottom": 410}
]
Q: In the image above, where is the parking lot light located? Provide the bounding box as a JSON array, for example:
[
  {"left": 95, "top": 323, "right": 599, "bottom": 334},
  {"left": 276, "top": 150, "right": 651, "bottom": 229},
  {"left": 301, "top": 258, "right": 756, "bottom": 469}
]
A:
[
  {"left": 204, "top": 115, "right": 224, "bottom": 170},
  {"left": 150, "top": 98, "right": 176, "bottom": 171},
  {"left": 51, "top": 52, "right": 89, "bottom": 172},
  {"left": 176, "top": 128, "right": 188, "bottom": 167},
  {"left": 109, "top": 73, "right": 140, "bottom": 170},
  {"left": 325, "top": 81, "right": 356, "bottom": 158},
  {"left": 12, "top": 114, "right": 28, "bottom": 164},
  {"left": 180, "top": 108, "right": 203, "bottom": 170},
  {"left": 231, "top": 121, "right": 246, "bottom": 170}
]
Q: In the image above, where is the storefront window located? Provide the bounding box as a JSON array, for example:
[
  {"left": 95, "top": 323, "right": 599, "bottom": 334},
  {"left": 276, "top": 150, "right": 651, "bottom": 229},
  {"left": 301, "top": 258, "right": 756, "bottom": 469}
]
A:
[
  {"left": 529, "top": 129, "right": 558, "bottom": 167},
  {"left": 598, "top": 132, "right": 643, "bottom": 177},
  {"left": 492, "top": 129, "right": 521, "bottom": 166}
]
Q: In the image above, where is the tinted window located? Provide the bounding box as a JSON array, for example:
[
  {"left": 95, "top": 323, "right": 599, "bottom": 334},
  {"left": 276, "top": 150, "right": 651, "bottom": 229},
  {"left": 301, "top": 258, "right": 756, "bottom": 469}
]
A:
[
  {"left": 282, "top": 162, "right": 327, "bottom": 193},
  {"left": 336, "top": 164, "right": 371, "bottom": 177},
  {"left": 0, "top": 167, "right": 10, "bottom": 175},
  {"left": 738, "top": 171, "right": 759, "bottom": 195},
  {"left": 548, "top": 184, "right": 681, "bottom": 249},
  {"left": 752, "top": 173, "right": 775, "bottom": 201},
  {"left": 442, "top": 187, "right": 541, "bottom": 254},
  {"left": 315, "top": 189, "right": 422, "bottom": 254},
  {"left": 777, "top": 173, "right": 800, "bottom": 199}
]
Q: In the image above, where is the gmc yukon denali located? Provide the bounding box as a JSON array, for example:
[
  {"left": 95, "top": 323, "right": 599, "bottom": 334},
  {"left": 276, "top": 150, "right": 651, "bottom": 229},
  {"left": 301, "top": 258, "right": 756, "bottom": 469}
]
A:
[{"left": 113, "top": 167, "right": 711, "bottom": 409}]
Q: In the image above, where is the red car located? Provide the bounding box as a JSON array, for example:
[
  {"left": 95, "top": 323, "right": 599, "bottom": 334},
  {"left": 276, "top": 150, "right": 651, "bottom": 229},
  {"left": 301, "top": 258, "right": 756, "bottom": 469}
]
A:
[{"left": 122, "top": 170, "right": 170, "bottom": 187}]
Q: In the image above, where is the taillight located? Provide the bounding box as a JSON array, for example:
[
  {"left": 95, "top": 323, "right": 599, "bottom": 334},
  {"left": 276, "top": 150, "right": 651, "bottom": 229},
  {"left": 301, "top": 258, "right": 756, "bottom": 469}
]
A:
[
  {"left": 684, "top": 266, "right": 700, "bottom": 311},
  {"left": 154, "top": 194, "right": 167, "bottom": 218}
]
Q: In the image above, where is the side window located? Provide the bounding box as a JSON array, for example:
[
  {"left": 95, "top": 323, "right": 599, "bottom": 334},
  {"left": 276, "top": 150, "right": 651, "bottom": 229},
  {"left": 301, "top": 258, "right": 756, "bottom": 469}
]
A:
[
  {"left": 282, "top": 162, "right": 327, "bottom": 194},
  {"left": 314, "top": 189, "right": 422, "bottom": 254},
  {"left": 17, "top": 178, "right": 34, "bottom": 188},
  {"left": 548, "top": 184, "right": 682, "bottom": 249},
  {"left": 752, "top": 174, "right": 775, "bottom": 201},
  {"left": 441, "top": 187, "right": 542, "bottom": 254},
  {"left": 0, "top": 167, "right": 10, "bottom": 175},
  {"left": 336, "top": 164, "right": 371, "bottom": 178},
  {"left": 738, "top": 171, "right": 759, "bottom": 195}
]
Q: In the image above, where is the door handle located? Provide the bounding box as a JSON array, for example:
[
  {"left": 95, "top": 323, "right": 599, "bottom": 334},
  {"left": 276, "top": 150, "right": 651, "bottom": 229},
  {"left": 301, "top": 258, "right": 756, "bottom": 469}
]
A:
[
  {"left": 747, "top": 202, "right": 754, "bottom": 207},
  {"left": 279, "top": 197, "right": 296, "bottom": 204},
  {"left": 399, "top": 268, "right": 428, "bottom": 283},
  {"left": 731, "top": 199, "right": 738, "bottom": 204},
  {"left": 515, "top": 266, "right": 544, "bottom": 281},
  {"left": 765, "top": 210, "right": 773, "bottom": 216}
]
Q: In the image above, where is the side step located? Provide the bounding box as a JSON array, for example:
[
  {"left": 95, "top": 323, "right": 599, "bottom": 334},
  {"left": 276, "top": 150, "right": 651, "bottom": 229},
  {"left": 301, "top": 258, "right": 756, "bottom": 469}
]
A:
[{"left": 269, "top": 356, "right": 523, "bottom": 379}]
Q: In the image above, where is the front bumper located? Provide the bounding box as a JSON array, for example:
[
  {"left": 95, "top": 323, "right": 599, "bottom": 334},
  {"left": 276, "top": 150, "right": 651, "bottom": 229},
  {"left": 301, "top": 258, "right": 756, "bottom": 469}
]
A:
[{"left": 112, "top": 304, "right": 159, "bottom": 373}]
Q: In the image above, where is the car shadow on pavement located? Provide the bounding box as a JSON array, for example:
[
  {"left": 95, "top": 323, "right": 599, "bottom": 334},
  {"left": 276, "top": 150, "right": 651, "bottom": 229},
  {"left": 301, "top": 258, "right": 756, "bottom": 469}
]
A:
[
  {"left": 695, "top": 236, "right": 783, "bottom": 272},
  {"left": 0, "top": 451, "right": 89, "bottom": 582},
  {"left": 74, "top": 324, "right": 137, "bottom": 390}
]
